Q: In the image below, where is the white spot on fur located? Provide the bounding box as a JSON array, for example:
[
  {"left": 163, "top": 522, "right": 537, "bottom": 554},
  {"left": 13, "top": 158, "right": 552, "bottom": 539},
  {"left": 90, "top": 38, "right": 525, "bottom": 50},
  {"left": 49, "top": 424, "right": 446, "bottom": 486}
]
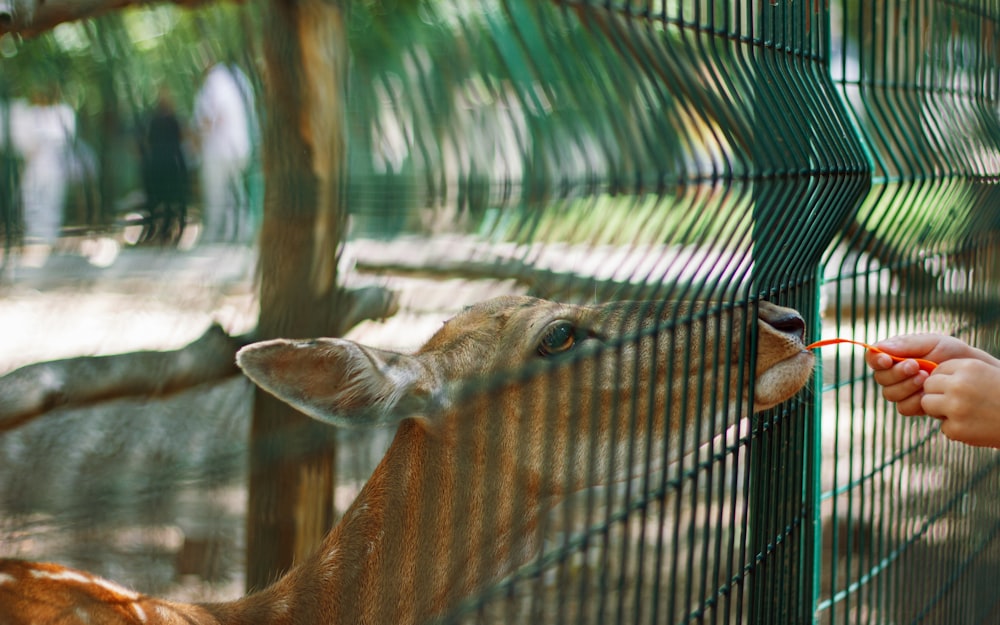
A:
[
  {"left": 155, "top": 605, "right": 176, "bottom": 620},
  {"left": 91, "top": 576, "right": 140, "bottom": 601},
  {"left": 73, "top": 607, "right": 93, "bottom": 624},
  {"left": 131, "top": 602, "right": 147, "bottom": 622},
  {"left": 272, "top": 597, "right": 291, "bottom": 619},
  {"left": 29, "top": 568, "right": 140, "bottom": 601},
  {"left": 319, "top": 546, "right": 341, "bottom": 586},
  {"left": 30, "top": 568, "right": 92, "bottom": 585},
  {"left": 349, "top": 502, "right": 370, "bottom": 523},
  {"left": 322, "top": 546, "right": 340, "bottom": 566},
  {"left": 0, "top": 572, "right": 15, "bottom": 585}
]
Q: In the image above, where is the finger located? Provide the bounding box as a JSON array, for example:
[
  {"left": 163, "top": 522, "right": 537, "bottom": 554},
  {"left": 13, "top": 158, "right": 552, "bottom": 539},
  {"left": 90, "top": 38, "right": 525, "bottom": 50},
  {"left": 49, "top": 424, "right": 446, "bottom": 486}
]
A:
[
  {"left": 880, "top": 377, "right": 924, "bottom": 405},
  {"left": 922, "top": 373, "right": 945, "bottom": 395},
  {"left": 922, "top": 363, "right": 963, "bottom": 395},
  {"left": 939, "top": 418, "right": 1000, "bottom": 449},
  {"left": 893, "top": 393, "right": 927, "bottom": 417},
  {"left": 865, "top": 350, "right": 894, "bottom": 371},
  {"left": 872, "top": 360, "right": 924, "bottom": 388},
  {"left": 920, "top": 392, "right": 949, "bottom": 420},
  {"left": 938, "top": 419, "right": 957, "bottom": 441},
  {"left": 938, "top": 419, "right": 976, "bottom": 446},
  {"left": 876, "top": 367, "right": 927, "bottom": 413},
  {"left": 874, "top": 334, "right": 941, "bottom": 359},
  {"left": 924, "top": 358, "right": 964, "bottom": 377}
]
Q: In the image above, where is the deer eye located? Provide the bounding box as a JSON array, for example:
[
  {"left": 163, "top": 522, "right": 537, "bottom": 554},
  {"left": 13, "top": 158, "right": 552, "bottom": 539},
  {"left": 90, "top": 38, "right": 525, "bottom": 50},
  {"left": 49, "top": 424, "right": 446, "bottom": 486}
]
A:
[{"left": 538, "top": 321, "right": 577, "bottom": 356}]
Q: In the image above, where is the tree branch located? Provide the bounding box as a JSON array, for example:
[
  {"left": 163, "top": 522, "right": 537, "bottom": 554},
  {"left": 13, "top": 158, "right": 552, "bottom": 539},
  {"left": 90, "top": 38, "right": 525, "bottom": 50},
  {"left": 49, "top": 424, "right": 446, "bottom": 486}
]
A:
[
  {"left": 0, "top": 0, "right": 217, "bottom": 38},
  {"left": 0, "top": 284, "right": 398, "bottom": 432},
  {"left": 0, "top": 323, "right": 244, "bottom": 432},
  {"left": 349, "top": 238, "right": 720, "bottom": 302}
]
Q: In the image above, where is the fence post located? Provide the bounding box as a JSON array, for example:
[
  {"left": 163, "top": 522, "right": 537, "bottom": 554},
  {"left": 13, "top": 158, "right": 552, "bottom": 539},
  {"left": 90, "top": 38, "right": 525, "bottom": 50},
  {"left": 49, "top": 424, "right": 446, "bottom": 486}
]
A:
[
  {"left": 746, "top": 2, "right": 802, "bottom": 620},
  {"left": 744, "top": 1, "right": 861, "bottom": 622}
]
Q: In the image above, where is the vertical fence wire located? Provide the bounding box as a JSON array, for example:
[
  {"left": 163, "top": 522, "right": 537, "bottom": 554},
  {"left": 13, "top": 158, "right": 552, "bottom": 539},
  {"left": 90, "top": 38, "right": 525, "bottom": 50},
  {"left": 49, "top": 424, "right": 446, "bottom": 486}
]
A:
[
  {"left": 5, "top": 1, "right": 1000, "bottom": 623},
  {"left": 819, "top": 1, "right": 1000, "bottom": 623},
  {"left": 383, "top": 1, "right": 865, "bottom": 622}
]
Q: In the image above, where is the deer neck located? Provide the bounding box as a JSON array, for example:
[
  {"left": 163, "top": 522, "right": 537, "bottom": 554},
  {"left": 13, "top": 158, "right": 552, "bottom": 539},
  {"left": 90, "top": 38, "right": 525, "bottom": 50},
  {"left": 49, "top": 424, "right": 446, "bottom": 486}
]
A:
[{"left": 203, "top": 419, "right": 549, "bottom": 625}]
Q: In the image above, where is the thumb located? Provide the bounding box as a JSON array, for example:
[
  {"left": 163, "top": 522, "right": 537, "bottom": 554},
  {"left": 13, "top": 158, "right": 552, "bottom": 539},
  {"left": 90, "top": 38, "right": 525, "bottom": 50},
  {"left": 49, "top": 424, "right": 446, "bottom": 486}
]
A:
[{"left": 875, "top": 334, "right": 940, "bottom": 359}]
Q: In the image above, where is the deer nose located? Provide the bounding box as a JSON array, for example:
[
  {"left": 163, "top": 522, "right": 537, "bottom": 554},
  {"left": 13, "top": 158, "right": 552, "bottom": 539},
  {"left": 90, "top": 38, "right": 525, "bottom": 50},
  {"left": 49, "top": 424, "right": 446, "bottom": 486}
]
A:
[{"left": 758, "top": 303, "right": 806, "bottom": 343}]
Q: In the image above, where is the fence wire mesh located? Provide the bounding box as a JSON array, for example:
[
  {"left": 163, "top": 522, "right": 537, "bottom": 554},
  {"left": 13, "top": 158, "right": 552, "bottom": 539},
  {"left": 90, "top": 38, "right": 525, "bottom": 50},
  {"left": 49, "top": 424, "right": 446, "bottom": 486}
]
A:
[
  {"left": 1, "top": 1, "right": 1000, "bottom": 624},
  {"left": 818, "top": 1, "right": 1000, "bottom": 623},
  {"left": 341, "top": 2, "right": 853, "bottom": 622}
]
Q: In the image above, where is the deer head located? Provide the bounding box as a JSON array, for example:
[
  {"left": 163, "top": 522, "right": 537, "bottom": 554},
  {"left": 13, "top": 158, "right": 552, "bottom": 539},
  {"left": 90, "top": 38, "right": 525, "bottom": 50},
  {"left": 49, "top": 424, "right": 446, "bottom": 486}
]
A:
[{"left": 238, "top": 295, "right": 812, "bottom": 501}]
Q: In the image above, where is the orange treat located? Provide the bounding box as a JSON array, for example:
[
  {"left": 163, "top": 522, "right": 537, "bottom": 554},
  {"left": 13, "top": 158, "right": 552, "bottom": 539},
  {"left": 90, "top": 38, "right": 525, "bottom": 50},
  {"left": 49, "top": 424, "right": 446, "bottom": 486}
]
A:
[{"left": 806, "top": 338, "right": 938, "bottom": 373}]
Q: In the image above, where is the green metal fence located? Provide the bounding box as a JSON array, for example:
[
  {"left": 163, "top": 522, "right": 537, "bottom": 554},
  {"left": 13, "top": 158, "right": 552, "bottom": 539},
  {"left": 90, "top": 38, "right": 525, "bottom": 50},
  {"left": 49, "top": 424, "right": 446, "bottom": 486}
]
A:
[
  {"left": 342, "top": 1, "right": 1000, "bottom": 623},
  {"left": 818, "top": 1, "right": 1000, "bottom": 623},
  {"left": 3, "top": 1, "right": 1000, "bottom": 623}
]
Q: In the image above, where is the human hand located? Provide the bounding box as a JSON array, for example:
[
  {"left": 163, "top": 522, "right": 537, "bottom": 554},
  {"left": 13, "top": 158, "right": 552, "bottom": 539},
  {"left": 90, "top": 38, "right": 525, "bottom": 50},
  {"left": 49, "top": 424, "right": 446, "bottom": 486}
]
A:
[
  {"left": 866, "top": 333, "right": 1000, "bottom": 447},
  {"left": 920, "top": 358, "right": 1000, "bottom": 448},
  {"left": 865, "top": 334, "right": 968, "bottom": 415}
]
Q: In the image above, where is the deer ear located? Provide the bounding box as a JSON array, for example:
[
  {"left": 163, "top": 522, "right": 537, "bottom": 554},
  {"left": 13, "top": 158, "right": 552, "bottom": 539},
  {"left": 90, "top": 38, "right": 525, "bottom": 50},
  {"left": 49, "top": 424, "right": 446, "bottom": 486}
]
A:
[{"left": 236, "top": 338, "right": 440, "bottom": 428}]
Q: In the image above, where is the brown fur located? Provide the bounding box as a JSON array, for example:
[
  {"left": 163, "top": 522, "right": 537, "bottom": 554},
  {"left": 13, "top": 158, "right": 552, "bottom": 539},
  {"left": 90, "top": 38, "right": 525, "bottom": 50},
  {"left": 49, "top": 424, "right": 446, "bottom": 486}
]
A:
[{"left": 0, "top": 296, "right": 813, "bottom": 625}]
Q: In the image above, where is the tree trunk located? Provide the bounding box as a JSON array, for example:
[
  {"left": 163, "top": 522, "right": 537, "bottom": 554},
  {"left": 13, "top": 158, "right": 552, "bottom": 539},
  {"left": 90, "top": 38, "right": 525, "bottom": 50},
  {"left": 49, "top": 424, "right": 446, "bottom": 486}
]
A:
[{"left": 249, "top": 0, "right": 349, "bottom": 591}]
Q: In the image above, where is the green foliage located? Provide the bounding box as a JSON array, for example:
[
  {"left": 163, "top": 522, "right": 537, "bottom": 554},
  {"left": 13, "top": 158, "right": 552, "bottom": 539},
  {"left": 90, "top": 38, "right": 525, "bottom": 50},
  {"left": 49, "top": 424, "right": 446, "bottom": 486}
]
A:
[
  {"left": 344, "top": 1, "right": 719, "bottom": 243},
  {"left": 2, "top": 1, "right": 728, "bottom": 244},
  {"left": 2, "top": 3, "right": 258, "bottom": 124}
]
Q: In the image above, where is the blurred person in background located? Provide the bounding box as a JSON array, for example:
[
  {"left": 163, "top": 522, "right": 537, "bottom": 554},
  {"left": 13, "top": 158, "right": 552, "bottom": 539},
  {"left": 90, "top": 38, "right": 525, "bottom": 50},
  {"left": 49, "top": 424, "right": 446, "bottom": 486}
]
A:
[
  {"left": 193, "top": 63, "right": 256, "bottom": 244},
  {"left": 8, "top": 88, "right": 75, "bottom": 265},
  {"left": 141, "top": 88, "right": 189, "bottom": 244}
]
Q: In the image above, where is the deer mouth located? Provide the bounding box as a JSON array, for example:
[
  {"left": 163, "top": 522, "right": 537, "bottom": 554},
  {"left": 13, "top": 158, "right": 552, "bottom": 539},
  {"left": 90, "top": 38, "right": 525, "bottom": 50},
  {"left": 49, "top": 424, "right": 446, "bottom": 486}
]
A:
[{"left": 752, "top": 350, "right": 815, "bottom": 411}]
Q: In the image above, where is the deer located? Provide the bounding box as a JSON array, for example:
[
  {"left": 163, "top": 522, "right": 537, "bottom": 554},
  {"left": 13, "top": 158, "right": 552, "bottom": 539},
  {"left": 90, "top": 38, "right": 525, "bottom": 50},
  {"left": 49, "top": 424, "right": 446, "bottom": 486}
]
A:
[{"left": 0, "top": 295, "right": 814, "bottom": 625}]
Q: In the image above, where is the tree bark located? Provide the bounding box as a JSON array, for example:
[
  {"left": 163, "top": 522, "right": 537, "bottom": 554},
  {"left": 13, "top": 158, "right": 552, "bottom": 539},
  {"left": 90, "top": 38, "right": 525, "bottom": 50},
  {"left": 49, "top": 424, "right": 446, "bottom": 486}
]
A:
[
  {"left": 248, "top": 0, "right": 350, "bottom": 591},
  {"left": 0, "top": 324, "right": 242, "bottom": 432}
]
